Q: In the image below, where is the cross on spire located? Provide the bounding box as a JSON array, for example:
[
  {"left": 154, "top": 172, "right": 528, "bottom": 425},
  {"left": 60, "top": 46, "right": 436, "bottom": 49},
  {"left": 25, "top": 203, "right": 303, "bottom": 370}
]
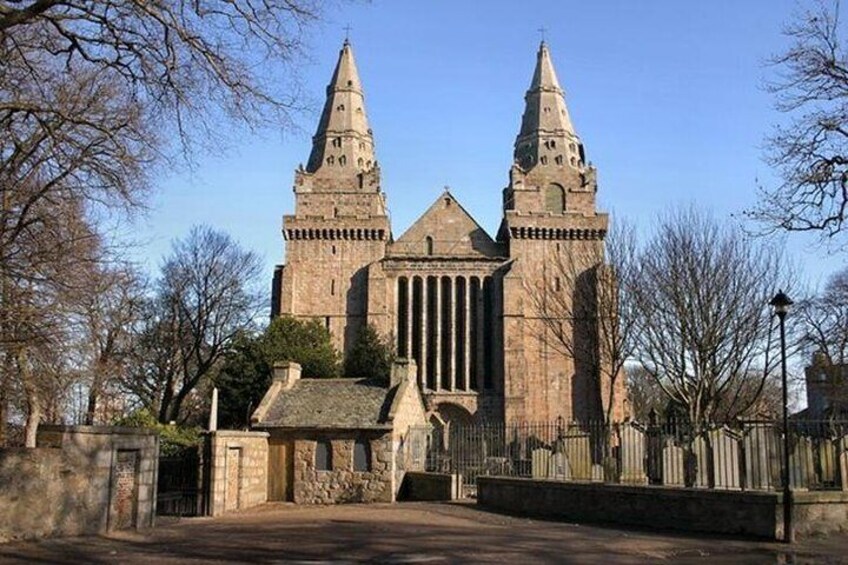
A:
[
  {"left": 343, "top": 24, "right": 353, "bottom": 42},
  {"left": 538, "top": 26, "right": 547, "bottom": 43}
]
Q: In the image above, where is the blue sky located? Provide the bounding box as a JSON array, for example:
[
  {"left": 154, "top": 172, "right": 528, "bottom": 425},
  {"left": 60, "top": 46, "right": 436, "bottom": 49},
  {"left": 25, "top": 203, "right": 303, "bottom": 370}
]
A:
[{"left": 132, "top": 0, "right": 840, "bottom": 291}]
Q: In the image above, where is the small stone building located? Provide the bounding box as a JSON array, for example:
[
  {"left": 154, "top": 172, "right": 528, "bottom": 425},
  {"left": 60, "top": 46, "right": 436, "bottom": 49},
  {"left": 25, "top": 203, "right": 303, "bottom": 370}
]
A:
[{"left": 251, "top": 360, "right": 427, "bottom": 504}]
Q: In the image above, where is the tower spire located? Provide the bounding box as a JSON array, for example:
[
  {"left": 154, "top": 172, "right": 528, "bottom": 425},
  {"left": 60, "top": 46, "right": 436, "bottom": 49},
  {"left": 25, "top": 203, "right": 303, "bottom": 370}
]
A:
[
  {"left": 306, "top": 40, "right": 376, "bottom": 174},
  {"left": 514, "top": 42, "right": 582, "bottom": 172}
]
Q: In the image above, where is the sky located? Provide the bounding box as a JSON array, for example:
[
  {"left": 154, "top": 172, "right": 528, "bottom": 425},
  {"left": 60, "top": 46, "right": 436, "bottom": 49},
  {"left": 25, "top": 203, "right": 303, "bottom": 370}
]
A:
[{"left": 131, "top": 0, "right": 843, "bottom": 293}]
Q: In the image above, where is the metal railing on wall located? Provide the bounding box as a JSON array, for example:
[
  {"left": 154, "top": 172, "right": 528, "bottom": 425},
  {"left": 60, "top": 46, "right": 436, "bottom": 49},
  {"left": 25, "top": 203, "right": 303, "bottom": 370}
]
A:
[{"left": 418, "top": 419, "right": 848, "bottom": 497}]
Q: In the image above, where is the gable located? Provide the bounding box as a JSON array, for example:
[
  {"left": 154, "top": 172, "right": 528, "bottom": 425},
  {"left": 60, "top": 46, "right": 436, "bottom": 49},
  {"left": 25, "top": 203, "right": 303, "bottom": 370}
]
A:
[{"left": 387, "top": 192, "right": 503, "bottom": 258}]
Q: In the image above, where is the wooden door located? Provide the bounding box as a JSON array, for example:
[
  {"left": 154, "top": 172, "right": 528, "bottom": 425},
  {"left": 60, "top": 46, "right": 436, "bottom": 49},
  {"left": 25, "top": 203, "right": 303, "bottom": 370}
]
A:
[{"left": 268, "top": 438, "right": 294, "bottom": 501}]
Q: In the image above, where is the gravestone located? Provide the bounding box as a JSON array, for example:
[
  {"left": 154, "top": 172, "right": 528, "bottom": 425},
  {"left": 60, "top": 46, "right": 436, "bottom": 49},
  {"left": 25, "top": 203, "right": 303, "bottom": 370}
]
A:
[
  {"left": 839, "top": 436, "right": 848, "bottom": 491},
  {"left": 662, "top": 441, "right": 685, "bottom": 487},
  {"left": 564, "top": 426, "right": 592, "bottom": 481},
  {"left": 818, "top": 438, "right": 837, "bottom": 487},
  {"left": 531, "top": 448, "right": 551, "bottom": 479},
  {"left": 790, "top": 436, "right": 814, "bottom": 490},
  {"left": 619, "top": 422, "right": 648, "bottom": 484},
  {"left": 591, "top": 464, "right": 604, "bottom": 482},
  {"left": 692, "top": 435, "right": 710, "bottom": 488},
  {"left": 743, "top": 423, "right": 780, "bottom": 491},
  {"left": 709, "top": 428, "right": 741, "bottom": 490},
  {"left": 552, "top": 452, "right": 570, "bottom": 480}
]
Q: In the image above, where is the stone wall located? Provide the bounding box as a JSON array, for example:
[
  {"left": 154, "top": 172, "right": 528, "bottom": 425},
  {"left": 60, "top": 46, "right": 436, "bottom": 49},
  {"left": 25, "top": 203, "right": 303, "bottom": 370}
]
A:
[
  {"left": 399, "top": 472, "right": 461, "bottom": 501},
  {"left": 0, "top": 425, "right": 158, "bottom": 543},
  {"left": 207, "top": 431, "right": 269, "bottom": 517},
  {"left": 293, "top": 431, "right": 394, "bottom": 504},
  {"left": 478, "top": 476, "right": 782, "bottom": 539}
]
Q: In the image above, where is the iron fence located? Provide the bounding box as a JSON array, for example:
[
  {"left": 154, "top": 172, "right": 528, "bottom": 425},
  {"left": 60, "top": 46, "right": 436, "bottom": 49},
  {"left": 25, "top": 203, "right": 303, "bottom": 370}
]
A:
[{"left": 418, "top": 418, "right": 848, "bottom": 497}]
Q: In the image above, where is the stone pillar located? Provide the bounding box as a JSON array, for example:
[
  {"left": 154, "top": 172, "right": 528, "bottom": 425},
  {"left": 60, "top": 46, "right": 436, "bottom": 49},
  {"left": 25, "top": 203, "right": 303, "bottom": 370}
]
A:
[
  {"left": 406, "top": 277, "right": 413, "bottom": 364},
  {"left": 476, "top": 277, "right": 485, "bottom": 390},
  {"left": 435, "top": 276, "right": 442, "bottom": 391},
  {"left": 464, "top": 277, "right": 471, "bottom": 391},
  {"left": 420, "top": 277, "right": 428, "bottom": 389},
  {"left": 449, "top": 276, "right": 456, "bottom": 392}
]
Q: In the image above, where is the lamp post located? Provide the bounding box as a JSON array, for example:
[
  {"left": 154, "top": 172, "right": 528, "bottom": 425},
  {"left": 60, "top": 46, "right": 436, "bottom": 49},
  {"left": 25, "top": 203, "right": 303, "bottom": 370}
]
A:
[{"left": 770, "top": 289, "right": 793, "bottom": 543}]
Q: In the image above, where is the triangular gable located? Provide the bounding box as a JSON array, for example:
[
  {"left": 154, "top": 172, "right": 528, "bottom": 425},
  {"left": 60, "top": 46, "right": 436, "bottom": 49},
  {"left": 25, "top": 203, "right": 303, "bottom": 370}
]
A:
[{"left": 388, "top": 191, "right": 503, "bottom": 258}]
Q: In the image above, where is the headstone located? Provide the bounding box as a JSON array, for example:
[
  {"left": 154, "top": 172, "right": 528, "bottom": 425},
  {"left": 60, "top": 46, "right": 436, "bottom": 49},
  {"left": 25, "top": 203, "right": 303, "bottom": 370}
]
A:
[
  {"left": 743, "top": 423, "right": 779, "bottom": 491},
  {"left": 790, "top": 436, "right": 814, "bottom": 490},
  {"left": 818, "top": 438, "right": 837, "bottom": 487},
  {"left": 662, "top": 441, "right": 685, "bottom": 487},
  {"left": 839, "top": 435, "right": 848, "bottom": 491},
  {"left": 692, "top": 435, "right": 710, "bottom": 488},
  {"left": 564, "top": 426, "right": 592, "bottom": 481},
  {"left": 552, "top": 451, "right": 570, "bottom": 480},
  {"left": 531, "top": 448, "right": 551, "bottom": 479},
  {"left": 619, "top": 422, "right": 648, "bottom": 484},
  {"left": 591, "top": 464, "right": 604, "bottom": 482},
  {"left": 709, "top": 428, "right": 741, "bottom": 490}
]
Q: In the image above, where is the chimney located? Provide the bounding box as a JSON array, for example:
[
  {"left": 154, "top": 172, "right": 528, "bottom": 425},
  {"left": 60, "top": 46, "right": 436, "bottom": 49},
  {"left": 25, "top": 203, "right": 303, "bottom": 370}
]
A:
[
  {"left": 273, "top": 361, "right": 302, "bottom": 390},
  {"left": 390, "top": 358, "right": 418, "bottom": 388}
]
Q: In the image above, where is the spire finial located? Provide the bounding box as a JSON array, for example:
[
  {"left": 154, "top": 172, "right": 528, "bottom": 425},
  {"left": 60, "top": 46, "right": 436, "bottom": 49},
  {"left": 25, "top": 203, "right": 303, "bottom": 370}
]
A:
[
  {"left": 538, "top": 26, "right": 547, "bottom": 44},
  {"left": 343, "top": 24, "right": 352, "bottom": 44}
]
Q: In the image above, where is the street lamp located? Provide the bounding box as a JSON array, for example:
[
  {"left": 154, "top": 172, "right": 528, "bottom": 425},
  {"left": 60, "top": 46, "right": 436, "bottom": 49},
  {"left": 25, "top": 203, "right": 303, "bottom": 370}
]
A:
[{"left": 769, "top": 289, "right": 793, "bottom": 543}]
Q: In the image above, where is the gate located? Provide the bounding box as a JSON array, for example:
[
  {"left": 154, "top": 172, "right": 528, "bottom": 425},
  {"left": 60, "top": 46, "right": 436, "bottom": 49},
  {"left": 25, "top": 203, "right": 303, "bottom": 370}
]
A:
[{"left": 157, "top": 446, "right": 203, "bottom": 516}]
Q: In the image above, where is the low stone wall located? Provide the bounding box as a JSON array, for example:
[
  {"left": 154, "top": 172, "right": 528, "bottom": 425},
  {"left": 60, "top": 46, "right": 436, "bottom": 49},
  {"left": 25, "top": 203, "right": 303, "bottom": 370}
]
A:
[
  {"left": 207, "top": 431, "right": 269, "bottom": 517},
  {"left": 478, "top": 477, "right": 782, "bottom": 539},
  {"left": 794, "top": 491, "right": 848, "bottom": 537},
  {"left": 478, "top": 477, "right": 848, "bottom": 540},
  {"left": 399, "top": 472, "right": 461, "bottom": 501},
  {"left": 0, "top": 425, "right": 158, "bottom": 543}
]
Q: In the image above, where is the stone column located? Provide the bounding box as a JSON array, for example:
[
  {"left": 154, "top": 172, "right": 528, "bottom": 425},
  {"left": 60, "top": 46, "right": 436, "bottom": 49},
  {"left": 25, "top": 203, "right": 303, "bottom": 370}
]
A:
[
  {"left": 420, "top": 276, "right": 428, "bottom": 389},
  {"left": 476, "top": 277, "right": 485, "bottom": 390},
  {"left": 449, "top": 276, "right": 456, "bottom": 392},
  {"left": 434, "top": 276, "right": 442, "bottom": 391},
  {"left": 405, "top": 277, "right": 413, "bottom": 360},
  {"left": 464, "top": 277, "right": 471, "bottom": 391}
]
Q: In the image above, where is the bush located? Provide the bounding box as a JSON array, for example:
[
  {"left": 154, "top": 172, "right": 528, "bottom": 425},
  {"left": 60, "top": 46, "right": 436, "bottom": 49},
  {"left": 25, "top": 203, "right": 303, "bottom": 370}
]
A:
[{"left": 114, "top": 409, "right": 201, "bottom": 456}]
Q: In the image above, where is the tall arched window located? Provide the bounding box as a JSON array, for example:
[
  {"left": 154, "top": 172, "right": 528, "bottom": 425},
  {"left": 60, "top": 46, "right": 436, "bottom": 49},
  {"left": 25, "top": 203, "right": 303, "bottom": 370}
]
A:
[
  {"left": 315, "top": 440, "right": 332, "bottom": 471},
  {"left": 545, "top": 183, "right": 566, "bottom": 213},
  {"left": 425, "top": 236, "right": 434, "bottom": 256}
]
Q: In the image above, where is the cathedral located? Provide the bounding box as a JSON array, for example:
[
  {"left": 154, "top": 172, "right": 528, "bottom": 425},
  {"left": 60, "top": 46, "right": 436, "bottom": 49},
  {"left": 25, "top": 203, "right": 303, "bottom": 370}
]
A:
[{"left": 271, "top": 40, "right": 626, "bottom": 428}]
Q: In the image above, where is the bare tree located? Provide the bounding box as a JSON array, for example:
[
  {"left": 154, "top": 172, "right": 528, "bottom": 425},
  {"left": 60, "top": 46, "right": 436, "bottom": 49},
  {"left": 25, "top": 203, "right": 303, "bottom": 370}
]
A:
[
  {"left": 633, "top": 208, "right": 790, "bottom": 429},
  {"left": 751, "top": 0, "right": 848, "bottom": 244},
  {"left": 123, "top": 226, "right": 265, "bottom": 424},
  {"left": 797, "top": 267, "right": 848, "bottom": 364},
  {"left": 525, "top": 219, "right": 639, "bottom": 425}
]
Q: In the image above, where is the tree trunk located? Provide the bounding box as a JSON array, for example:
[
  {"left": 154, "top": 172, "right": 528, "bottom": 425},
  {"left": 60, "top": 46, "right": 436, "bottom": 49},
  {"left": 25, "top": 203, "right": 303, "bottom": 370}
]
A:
[{"left": 18, "top": 350, "right": 40, "bottom": 448}]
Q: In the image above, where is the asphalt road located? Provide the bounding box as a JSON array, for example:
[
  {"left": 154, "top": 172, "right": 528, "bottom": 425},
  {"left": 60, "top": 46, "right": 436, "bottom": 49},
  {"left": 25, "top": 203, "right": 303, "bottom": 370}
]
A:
[{"left": 1, "top": 501, "right": 847, "bottom": 564}]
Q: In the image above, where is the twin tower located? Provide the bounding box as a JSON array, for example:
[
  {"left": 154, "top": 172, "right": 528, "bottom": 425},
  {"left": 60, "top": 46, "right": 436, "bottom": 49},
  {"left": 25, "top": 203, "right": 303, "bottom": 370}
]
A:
[{"left": 271, "top": 40, "right": 625, "bottom": 427}]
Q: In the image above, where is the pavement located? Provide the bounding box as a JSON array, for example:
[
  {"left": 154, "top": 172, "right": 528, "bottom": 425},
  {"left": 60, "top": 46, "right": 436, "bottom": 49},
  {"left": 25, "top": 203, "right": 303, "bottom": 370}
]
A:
[{"left": 0, "top": 501, "right": 847, "bottom": 564}]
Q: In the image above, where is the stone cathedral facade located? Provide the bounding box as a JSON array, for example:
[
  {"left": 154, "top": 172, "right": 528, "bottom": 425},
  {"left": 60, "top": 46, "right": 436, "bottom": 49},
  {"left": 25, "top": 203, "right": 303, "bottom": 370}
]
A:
[{"left": 271, "top": 40, "right": 626, "bottom": 428}]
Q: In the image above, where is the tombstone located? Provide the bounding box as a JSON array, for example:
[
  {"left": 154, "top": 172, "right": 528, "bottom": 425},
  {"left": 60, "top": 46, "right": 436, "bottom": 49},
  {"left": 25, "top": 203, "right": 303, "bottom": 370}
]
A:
[
  {"left": 709, "top": 428, "right": 741, "bottom": 490},
  {"left": 551, "top": 451, "right": 570, "bottom": 480},
  {"left": 839, "top": 436, "right": 848, "bottom": 491},
  {"left": 692, "top": 435, "right": 710, "bottom": 488},
  {"left": 563, "top": 426, "right": 592, "bottom": 481},
  {"left": 531, "top": 448, "right": 551, "bottom": 479},
  {"left": 590, "top": 464, "right": 604, "bottom": 482},
  {"left": 743, "top": 423, "right": 780, "bottom": 491},
  {"left": 662, "top": 440, "right": 686, "bottom": 487},
  {"left": 818, "top": 438, "right": 837, "bottom": 487},
  {"left": 790, "top": 436, "right": 814, "bottom": 490},
  {"left": 619, "top": 422, "right": 648, "bottom": 484}
]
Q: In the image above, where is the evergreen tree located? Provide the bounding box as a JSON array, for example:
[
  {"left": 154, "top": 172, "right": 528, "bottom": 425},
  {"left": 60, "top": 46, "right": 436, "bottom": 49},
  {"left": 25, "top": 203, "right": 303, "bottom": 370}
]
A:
[{"left": 344, "top": 325, "right": 394, "bottom": 382}]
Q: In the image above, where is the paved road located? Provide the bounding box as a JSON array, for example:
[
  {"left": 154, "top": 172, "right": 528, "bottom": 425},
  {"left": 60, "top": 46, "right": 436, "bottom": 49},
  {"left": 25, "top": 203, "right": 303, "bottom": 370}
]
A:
[{"left": 1, "top": 502, "right": 847, "bottom": 564}]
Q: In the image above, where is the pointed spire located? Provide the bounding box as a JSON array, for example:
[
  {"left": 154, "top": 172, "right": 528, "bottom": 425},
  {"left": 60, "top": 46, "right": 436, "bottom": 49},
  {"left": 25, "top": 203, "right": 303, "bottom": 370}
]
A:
[
  {"left": 514, "top": 42, "right": 582, "bottom": 172},
  {"left": 306, "top": 40, "right": 376, "bottom": 174}
]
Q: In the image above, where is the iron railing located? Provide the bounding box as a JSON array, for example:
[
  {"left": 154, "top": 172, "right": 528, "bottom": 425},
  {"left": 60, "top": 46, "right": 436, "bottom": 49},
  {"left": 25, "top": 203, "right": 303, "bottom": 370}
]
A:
[{"left": 414, "top": 419, "right": 848, "bottom": 497}]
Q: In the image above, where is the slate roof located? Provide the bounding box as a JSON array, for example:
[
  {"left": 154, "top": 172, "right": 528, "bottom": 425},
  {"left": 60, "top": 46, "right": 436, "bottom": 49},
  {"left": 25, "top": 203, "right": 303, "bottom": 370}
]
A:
[{"left": 257, "top": 378, "right": 396, "bottom": 429}]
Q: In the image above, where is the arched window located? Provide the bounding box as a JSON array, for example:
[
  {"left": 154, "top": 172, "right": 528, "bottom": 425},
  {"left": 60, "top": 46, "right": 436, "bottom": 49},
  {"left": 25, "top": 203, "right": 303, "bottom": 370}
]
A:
[
  {"left": 353, "top": 440, "right": 371, "bottom": 472},
  {"left": 425, "top": 236, "right": 434, "bottom": 256},
  {"left": 315, "top": 440, "right": 332, "bottom": 471},
  {"left": 545, "top": 184, "right": 566, "bottom": 213}
]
